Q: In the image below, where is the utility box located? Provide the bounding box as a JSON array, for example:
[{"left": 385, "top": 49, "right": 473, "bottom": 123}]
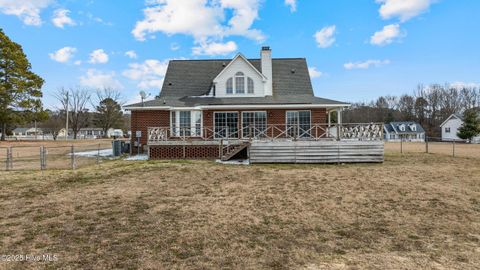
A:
[{"left": 112, "top": 140, "right": 122, "bottom": 156}]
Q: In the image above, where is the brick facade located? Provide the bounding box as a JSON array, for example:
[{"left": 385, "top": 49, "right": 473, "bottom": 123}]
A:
[
  {"left": 131, "top": 110, "right": 169, "bottom": 153},
  {"left": 131, "top": 108, "right": 327, "bottom": 154}
]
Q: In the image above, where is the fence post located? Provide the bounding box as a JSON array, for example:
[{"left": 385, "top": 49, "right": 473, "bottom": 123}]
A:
[
  {"left": 71, "top": 145, "right": 76, "bottom": 170},
  {"left": 400, "top": 138, "right": 403, "bottom": 154},
  {"left": 452, "top": 140, "right": 455, "bottom": 157},
  {"left": 97, "top": 143, "right": 100, "bottom": 165},
  {"left": 425, "top": 136, "right": 429, "bottom": 153},
  {"left": 219, "top": 139, "right": 223, "bottom": 159},
  {"left": 6, "top": 147, "right": 11, "bottom": 171},
  {"left": 40, "top": 146, "right": 43, "bottom": 170}
]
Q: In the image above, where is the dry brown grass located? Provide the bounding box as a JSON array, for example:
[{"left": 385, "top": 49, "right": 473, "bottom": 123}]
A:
[
  {"left": 0, "top": 152, "right": 479, "bottom": 269},
  {"left": 0, "top": 140, "right": 113, "bottom": 170},
  {"left": 385, "top": 141, "right": 480, "bottom": 159}
]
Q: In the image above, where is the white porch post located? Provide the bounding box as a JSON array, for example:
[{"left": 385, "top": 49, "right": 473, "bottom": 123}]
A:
[
  {"left": 328, "top": 111, "right": 332, "bottom": 127},
  {"left": 336, "top": 108, "right": 342, "bottom": 125}
]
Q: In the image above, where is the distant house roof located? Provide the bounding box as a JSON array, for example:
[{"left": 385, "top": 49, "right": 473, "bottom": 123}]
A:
[
  {"left": 125, "top": 58, "right": 348, "bottom": 108},
  {"left": 384, "top": 121, "right": 425, "bottom": 134}
]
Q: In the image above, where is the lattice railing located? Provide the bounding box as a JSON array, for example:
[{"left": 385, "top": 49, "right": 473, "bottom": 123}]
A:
[{"left": 147, "top": 123, "right": 384, "bottom": 144}]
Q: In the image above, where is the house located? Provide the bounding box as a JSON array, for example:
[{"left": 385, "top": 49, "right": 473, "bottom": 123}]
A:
[
  {"left": 440, "top": 113, "right": 480, "bottom": 143},
  {"left": 383, "top": 122, "right": 425, "bottom": 142},
  {"left": 12, "top": 127, "right": 43, "bottom": 137},
  {"left": 124, "top": 47, "right": 385, "bottom": 163},
  {"left": 107, "top": 128, "right": 124, "bottom": 138}
]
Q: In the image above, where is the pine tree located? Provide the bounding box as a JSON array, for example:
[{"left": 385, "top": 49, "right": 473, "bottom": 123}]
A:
[
  {"left": 457, "top": 108, "right": 480, "bottom": 142},
  {"left": 0, "top": 28, "right": 44, "bottom": 140},
  {"left": 94, "top": 98, "right": 123, "bottom": 137}
]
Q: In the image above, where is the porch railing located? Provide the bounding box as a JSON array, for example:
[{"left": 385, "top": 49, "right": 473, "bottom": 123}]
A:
[{"left": 147, "top": 123, "right": 384, "bottom": 144}]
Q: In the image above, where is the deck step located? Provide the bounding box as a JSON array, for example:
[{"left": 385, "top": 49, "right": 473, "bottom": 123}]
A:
[{"left": 222, "top": 142, "right": 250, "bottom": 161}]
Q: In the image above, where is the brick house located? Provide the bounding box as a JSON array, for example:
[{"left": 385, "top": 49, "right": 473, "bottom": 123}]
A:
[{"left": 124, "top": 47, "right": 383, "bottom": 162}]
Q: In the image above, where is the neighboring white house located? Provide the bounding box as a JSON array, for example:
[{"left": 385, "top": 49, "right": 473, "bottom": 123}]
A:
[
  {"left": 107, "top": 128, "right": 124, "bottom": 138},
  {"left": 440, "top": 114, "right": 480, "bottom": 143},
  {"left": 12, "top": 127, "right": 43, "bottom": 136},
  {"left": 384, "top": 122, "right": 425, "bottom": 142}
]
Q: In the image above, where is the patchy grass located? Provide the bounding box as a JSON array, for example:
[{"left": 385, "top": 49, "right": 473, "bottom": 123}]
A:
[{"left": 0, "top": 152, "right": 479, "bottom": 269}]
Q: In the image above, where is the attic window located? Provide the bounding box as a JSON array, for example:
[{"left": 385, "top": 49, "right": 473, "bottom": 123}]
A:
[
  {"left": 410, "top": 124, "right": 417, "bottom": 131},
  {"left": 226, "top": 78, "right": 233, "bottom": 94},
  {"left": 399, "top": 124, "right": 406, "bottom": 132},
  {"left": 235, "top": 72, "right": 245, "bottom": 94}
]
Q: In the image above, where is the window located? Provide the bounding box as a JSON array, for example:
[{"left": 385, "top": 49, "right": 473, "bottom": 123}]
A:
[
  {"left": 226, "top": 78, "right": 233, "bottom": 94},
  {"left": 445, "top": 127, "right": 451, "bottom": 133},
  {"left": 242, "top": 111, "right": 267, "bottom": 138},
  {"left": 214, "top": 112, "right": 238, "bottom": 139},
  {"left": 247, "top": 77, "right": 254, "bottom": 94},
  {"left": 179, "top": 111, "right": 191, "bottom": 136},
  {"left": 171, "top": 111, "right": 202, "bottom": 137},
  {"left": 399, "top": 124, "right": 406, "bottom": 131},
  {"left": 286, "top": 111, "right": 311, "bottom": 138},
  {"left": 235, "top": 72, "right": 245, "bottom": 94}
]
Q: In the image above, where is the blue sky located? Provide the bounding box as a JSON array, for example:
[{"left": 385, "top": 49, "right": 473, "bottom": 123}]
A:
[{"left": 0, "top": 0, "right": 479, "bottom": 108}]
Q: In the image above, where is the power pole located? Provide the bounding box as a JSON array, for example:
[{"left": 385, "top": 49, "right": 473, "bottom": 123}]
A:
[{"left": 65, "top": 92, "right": 69, "bottom": 141}]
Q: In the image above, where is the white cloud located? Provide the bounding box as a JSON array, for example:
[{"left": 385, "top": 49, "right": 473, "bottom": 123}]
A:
[
  {"left": 344, "top": 59, "right": 390, "bottom": 70},
  {"left": 285, "top": 0, "right": 297, "bottom": 12},
  {"left": 52, "top": 8, "right": 75, "bottom": 28},
  {"left": 192, "top": 41, "right": 237, "bottom": 56},
  {"left": 123, "top": 59, "right": 169, "bottom": 90},
  {"left": 314, "top": 25, "right": 336, "bottom": 48},
  {"left": 125, "top": 50, "right": 138, "bottom": 59},
  {"left": 49, "top": 47, "right": 77, "bottom": 63},
  {"left": 0, "top": 0, "right": 53, "bottom": 26},
  {"left": 376, "top": 0, "right": 434, "bottom": 22},
  {"left": 79, "top": 69, "right": 124, "bottom": 90},
  {"left": 74, "top": 60, "right": 82, "bottom": 65},
  {"left": 450, "top": 82, "right": 480, "bottom": 89},
  {"left": 132, "top": 0, "right": 265, "bottom": 51},
  {"left": 308, "top": 67, "right": 323, "bottom": 78},
  {"left": 88, "top": 49, "right": 109, "bottom": 64},
  {"left": 370, "top": 24, "right": 403, "bottom": 46}
]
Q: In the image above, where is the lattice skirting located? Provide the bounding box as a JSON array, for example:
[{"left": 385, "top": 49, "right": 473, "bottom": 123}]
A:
[{"left": 149, "top": 145, "right": 220, "bottom": 160}]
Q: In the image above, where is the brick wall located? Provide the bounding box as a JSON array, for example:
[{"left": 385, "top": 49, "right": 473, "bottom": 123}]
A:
[
  {"left": 149, "top": 145, "right": 220, "bottom": 159},
  {"left": 131, "top": 110, "right": 169, "bottom": 153},
  {"left": 131, "top": 108, "right": 327, "bottom": 152}
]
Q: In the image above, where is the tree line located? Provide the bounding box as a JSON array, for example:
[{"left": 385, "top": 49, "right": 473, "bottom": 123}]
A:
[{"left": 343, "top": 84, "right": 480, "bottom": 137}]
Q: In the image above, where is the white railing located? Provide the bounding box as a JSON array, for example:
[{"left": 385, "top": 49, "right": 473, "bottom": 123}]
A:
[{"left": 147, "top": 123, "right": 384, "bottom": 144}]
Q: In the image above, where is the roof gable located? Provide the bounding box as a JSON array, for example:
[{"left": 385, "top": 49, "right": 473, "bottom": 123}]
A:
[{"left": 213, "top": 53, "right": 266, "bottom": 83}]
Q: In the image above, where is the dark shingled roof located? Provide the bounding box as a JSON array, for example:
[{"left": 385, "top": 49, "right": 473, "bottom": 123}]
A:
[
  {"left": 125, "top": 58, "right": 348, "bottom": 108},
  {"left": 385, "top": 122, "right": 425, "bottom": 134}
]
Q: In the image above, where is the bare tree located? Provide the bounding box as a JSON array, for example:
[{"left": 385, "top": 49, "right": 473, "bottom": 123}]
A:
[
  {"left": 55, "top": 87, "right": 91, "bottom": 139},
  {"left": 40, "top": 110, "right": 64, "bottom": 140}
]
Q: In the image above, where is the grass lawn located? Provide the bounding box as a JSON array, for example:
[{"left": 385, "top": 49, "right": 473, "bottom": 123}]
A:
[{"left": 1, "top": 152, "right": 479, "bottom": 269}]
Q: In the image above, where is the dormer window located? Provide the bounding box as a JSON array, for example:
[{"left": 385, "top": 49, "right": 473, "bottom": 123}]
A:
[
  {"left": 226, "top": 78, "right": 233, "bottom": 94},
  {"left": 410, "top": 124, "right": 417, "bottom": 131},
  {"left": 247, "top": 77, "right": 254, "bottom": 94},
  {"left": 235, "top": 72, "right": 245, "bottom": 94},
  {"left": 399, "top": 124, "right": 406, "bottom": 132}
]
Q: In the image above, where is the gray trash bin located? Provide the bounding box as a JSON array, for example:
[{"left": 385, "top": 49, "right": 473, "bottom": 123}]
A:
[{"left": 112, "top": 140, "right": 122, "bottom": 156}]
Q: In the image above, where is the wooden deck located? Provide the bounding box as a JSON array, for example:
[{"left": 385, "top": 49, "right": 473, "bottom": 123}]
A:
[{"left": 249, "top": 141, "right": 384, "bottom": 163}]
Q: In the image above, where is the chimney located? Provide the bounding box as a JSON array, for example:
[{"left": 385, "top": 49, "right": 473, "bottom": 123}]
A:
[{"left": 261, "top": 46, "right": 273, "bottom": 96}]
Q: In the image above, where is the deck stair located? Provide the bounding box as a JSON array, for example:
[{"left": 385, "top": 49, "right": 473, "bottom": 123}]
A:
[{"left": 221, "top": 141, "right": 250, "bottom": 161}]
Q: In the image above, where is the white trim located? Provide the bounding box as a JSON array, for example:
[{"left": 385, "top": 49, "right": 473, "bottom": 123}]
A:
[
  {"left": 440, "top": 114, "right": 461, "bottom": 127},
  {"left": 213, "top": 53, "right": 267, "bottom": 82},
  {"left": 125, "top": 103, "right": 351, "bottom": 111}
]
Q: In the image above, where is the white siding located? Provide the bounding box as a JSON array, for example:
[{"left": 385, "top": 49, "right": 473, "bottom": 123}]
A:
[
  {"left": 214, "top": 56, "right": 265, "bottom": 98},
  {"left": 441, "top": 118, "right": 463, "bottom": 141}
]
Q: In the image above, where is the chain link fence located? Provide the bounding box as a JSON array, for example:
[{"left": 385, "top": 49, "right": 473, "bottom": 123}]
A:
[
  {"left": 1, "top": 141, "right": 115, "bottom": 171},
  {"left": 385, "top": 137, "right": 480, "bottom": 159}
]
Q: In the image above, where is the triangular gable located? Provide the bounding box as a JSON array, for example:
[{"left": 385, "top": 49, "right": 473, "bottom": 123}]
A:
[
  {"left": 213, "top": 53, "right": 267, "bottom": 83},
  {"left": 440, "top": 114, "right": 461, "bottom": 127}
]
